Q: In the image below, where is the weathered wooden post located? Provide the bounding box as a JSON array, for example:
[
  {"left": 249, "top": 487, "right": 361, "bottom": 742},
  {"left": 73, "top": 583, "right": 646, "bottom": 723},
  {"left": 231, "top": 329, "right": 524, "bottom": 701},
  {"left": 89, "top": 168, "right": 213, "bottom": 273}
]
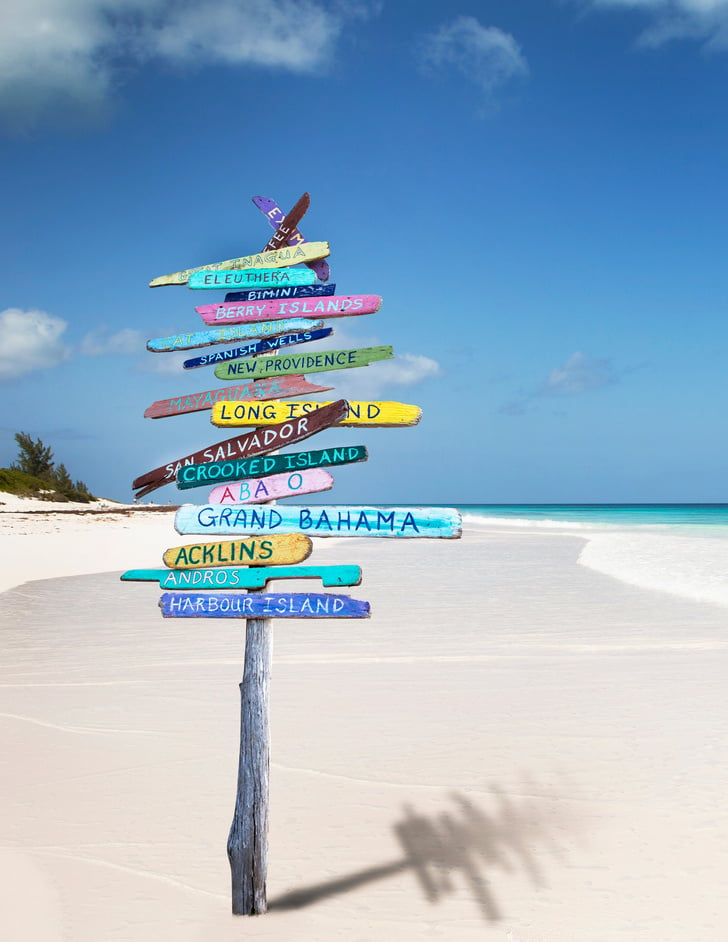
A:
[{"left": 122, "top": 191, "right": 461, "bottom": 916}]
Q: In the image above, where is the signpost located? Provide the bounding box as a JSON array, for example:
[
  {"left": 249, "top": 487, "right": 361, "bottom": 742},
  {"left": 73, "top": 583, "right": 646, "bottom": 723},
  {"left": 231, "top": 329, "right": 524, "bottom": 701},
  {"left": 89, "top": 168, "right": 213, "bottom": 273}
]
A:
[
  {"left": 195, "top": 294, "right": 381, "bottom": 325},
  {"left": 143, "top": 376, "right": 333, "bottom": 420},
  {"left": 211, "top": 400, "right": 422, "bottom": 428},
  {"left": 182, "top": 327, "right": 333, "bottom": 369},
  {"left": 213, "top": 346, "right": 393, "bottom": 382},
  {"left": 123, "top": 192, "right": 461, "bottom": 917}
]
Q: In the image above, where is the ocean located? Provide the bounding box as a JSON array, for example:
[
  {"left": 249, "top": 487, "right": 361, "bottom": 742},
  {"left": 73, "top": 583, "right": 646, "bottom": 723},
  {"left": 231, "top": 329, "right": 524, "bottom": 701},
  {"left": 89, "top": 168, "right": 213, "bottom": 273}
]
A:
[{"left": 458, "top": 504, "right": 728, "bottom": 610}]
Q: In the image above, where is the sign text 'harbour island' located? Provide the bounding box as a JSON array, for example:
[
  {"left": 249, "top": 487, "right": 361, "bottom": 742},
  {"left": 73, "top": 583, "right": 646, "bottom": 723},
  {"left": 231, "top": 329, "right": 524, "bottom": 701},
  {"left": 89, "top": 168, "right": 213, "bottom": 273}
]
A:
[
  {"left": 121, "top": 564, "right": 362, "bottom": 590},
  {"left": 183, "top": 327, "right": 333, "bottom": 370},
  {"left": 213, "top": 346, "right": 393, "bottom": 382},
  {"left": 175, "top": 505, "right": 463, "bottom": 539},
  {"left": 143, "top": 376, "right": 333, "bottom": 420},
  {"left": 175, "top": 445, "right": 368, "bottom": 490},
  {"left": 189, "top": 268, "right": 318, "bottom": 290},
  {"left": 133, "top": 398, "right": 348, "bottom": 493},
  {"left": 160, "top": 592, "right": 369, "bottom": 619},
  {"left": 211, "top": 400, "right": 422, "bottom": 428},
  {"left": 150, "top": 242, "right": 330, "bottom": 287},
  {"left": 195, "top": 294, "right": 381, "bottom": 325},
  {"left": 162, "top": 533, "right": 312, "bottom": 569},
  {"left": 147, "top": 317, "right": 325, "bottom": 353}
]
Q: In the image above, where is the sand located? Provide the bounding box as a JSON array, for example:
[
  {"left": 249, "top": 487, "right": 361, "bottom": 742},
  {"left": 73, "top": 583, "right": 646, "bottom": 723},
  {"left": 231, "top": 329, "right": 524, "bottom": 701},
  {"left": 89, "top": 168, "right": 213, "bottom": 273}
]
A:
[{"left": 1, "top": 494, "right": 727, "bottom": 940}]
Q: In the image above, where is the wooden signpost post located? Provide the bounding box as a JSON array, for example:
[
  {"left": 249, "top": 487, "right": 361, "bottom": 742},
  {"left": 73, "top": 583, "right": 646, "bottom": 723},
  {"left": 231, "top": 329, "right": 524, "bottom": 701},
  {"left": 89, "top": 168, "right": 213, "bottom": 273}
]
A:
[{"left": 123, "top": 192, "right": 461, "bottom": 917}]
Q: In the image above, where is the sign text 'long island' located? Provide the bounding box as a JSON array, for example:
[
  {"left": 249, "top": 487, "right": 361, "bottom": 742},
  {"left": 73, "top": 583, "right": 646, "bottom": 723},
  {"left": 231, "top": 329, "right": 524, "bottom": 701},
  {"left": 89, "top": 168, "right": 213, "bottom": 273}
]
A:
[
  {"left": 211, "top": 400, "right": 421, "bottom": 428},
  {"left": 150, "top": 243, "right": 330, "bottom": 287},
  {"left": 175, "top": 505, "right": 463, "bottom": 539}
]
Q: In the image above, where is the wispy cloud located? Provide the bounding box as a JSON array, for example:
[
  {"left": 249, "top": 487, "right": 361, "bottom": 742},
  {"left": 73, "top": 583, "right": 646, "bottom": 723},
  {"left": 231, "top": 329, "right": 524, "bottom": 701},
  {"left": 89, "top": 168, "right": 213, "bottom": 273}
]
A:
[
  {"left": 0, "top": 0, "right": 380, "bottom": 132},
  {"left": 80, "top": 327, "right": 145, "bottom": 356},
  {"left": 580, "top": 0, "right": 728, "bottom": 49},
  {"left": 500, "top": 351, "right": 624, "bottom": 415},
  {"left": 0, "top": 308, "right": 71, "bottom": 381},
  {"left": 419, "top": 15, "right": 528, "bottom": 109}
]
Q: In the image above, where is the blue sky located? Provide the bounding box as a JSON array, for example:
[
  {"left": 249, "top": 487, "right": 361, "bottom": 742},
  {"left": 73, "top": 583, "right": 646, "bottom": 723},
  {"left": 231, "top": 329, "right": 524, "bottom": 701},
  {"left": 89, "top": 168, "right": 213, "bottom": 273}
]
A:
[{"left": 1, "top": 0, "right": 727, "bottom": 503}]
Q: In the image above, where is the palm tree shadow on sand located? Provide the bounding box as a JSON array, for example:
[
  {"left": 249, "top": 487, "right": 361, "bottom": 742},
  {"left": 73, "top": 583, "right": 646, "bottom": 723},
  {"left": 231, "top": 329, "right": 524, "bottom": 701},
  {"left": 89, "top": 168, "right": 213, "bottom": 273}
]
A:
[{"left": 270, "top": 783, "right": 571, "bottom": 921}]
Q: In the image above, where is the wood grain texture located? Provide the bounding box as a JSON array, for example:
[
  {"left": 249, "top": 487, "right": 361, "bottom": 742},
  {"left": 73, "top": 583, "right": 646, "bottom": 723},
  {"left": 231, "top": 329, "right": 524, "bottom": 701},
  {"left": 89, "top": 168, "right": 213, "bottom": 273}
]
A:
[
  {"left": 189, "top": 268, "right": 317, "bottom": 290},
  {"left": 121, "top": 564, "right": 363, "bottom": 588},
  {"left": 213, "top": 346, "right": 393, "bottom": 382},
  {"left": 175, "top": 505, "right": 463, "bottom": 539},
  {"left": 183, "top": 327, "right": 333, "bottom": 370},
  {"left": 160, "top": 592, "right": 371, "bottom": 618},
  {"left": 261, "top": 192, "right": 309, "bottom": 252},
  {"left": 196, "top": 294, "right": 381, "bottom": 326},
  {"left": 150, "top": 242, "right": 329, "bottom": 287},
  {"left": 253, "top": 195, "right": 331, "bottom": 282},
  {"left": 144, "top": 376, "right": 333, "bottom": 420},
  {"left": 224, "top": 284, "right": 336, "bottom": 303},
  {"left": 162, "top": 533, "right": 312, "bottom": 569},
  {"left": 176, "top": 444, "right": 367, "bottom": 490},
  {"left": 133, "top": 398, "right": 348, "bottom": 492},
  {"left": 208, "top": 468, "right": 334, "bottom": 504},
  {"left": 212, "top": 400, "right": 422, "bottom": 428},
  {"left": 147, "top": 318, "right": 324, "bottom": 353}
]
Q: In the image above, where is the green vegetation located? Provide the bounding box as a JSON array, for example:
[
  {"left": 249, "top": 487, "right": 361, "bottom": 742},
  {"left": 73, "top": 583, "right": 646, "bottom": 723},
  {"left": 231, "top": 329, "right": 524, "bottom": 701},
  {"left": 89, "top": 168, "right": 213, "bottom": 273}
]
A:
[{"left": 1, "top": 433, "right": 95, "bottom": 503}]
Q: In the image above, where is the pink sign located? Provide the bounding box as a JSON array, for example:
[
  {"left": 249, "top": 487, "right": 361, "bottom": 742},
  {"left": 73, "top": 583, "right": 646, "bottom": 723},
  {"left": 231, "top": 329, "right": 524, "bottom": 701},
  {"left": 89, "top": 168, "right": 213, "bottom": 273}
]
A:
[
  {"left": 195, "top": 295, "right": 381, "bottom": 326},
  {"left": 208, "top": 469, "right": 334, "bottom": 505}
]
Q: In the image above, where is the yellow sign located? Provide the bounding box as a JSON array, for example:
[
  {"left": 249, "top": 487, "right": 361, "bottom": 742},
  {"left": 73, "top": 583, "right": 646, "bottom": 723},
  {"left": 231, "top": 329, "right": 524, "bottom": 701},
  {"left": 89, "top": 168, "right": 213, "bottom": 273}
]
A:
[{"left": 211, "top": 400, "right": 422, "bottom": 428}]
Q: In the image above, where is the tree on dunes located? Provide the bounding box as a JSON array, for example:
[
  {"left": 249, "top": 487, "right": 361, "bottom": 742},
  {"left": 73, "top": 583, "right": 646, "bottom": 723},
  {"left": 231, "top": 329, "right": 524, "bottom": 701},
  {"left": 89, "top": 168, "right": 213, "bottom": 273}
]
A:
[{"left": 10, "top": 432, "right": 94, "bottom": 502}]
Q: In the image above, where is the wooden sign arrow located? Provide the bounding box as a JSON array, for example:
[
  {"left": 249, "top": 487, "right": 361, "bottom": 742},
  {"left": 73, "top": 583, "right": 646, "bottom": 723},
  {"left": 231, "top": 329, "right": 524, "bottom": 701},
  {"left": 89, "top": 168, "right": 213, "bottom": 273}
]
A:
[
  {"left": 147, "top": 318, "right": 324, "bottom": 353},
  {"left": 253, "top": 195, "right": 331, "bottom": 282},
  {"left": 143, "top": 375, "right": 333, "bottom": 420},
  {"left": 150, "top": 243, "right": 329, "bottom": 287},
  {"left": 212, "top": 400, "right": 422, "bottom": 428},
  {"left": 176, "top": 444, "right": 367, "bottom": 490},
  {"left": 121, "top": 564, "right": 362, "bottom": 589},
  {"left": 196, "top": 294, "right": 381, "bottom": 326},
  {"left": 224, "top": 284, "right": 336, "bottom": 303},
  {"left": 208, "top": 469, "right": 334, "bottom": 504},
  {"left": 189, "top": 267, "right": 318, "bottom": 290},
  {"left": 162, "top": 534, "right": 312, "bottom": 569},
  {"left": 183, "top": 327, "right": 333, "bottom": 370},
  {"left": 160, "top": 592, "right": 370, "bottom": 619},
  {"left": 175, "top": 505, "right": 463, "bottom": 539},
  {"left": 261, "top": 192, "right": 310, "bottom": 252},
  {"left": 214, "top": 346, "right": 393, "bottom": 382},
  {"left": 133, "top": 398, "right": 348, "bottom": 494}
]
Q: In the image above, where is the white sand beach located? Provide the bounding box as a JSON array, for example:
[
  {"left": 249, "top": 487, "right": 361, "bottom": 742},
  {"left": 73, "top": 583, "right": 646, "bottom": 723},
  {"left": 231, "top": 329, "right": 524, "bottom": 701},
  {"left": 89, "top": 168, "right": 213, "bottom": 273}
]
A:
[{"left": 1, "top": 495, "right": 728, "bottom": 941}]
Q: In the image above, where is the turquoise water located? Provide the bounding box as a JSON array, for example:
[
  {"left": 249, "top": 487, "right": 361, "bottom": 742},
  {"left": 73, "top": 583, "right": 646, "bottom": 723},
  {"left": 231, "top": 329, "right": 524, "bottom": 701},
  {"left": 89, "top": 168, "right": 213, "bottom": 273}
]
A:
[{"left": 457, "top": 504, "right": 728, "bottom": 528}]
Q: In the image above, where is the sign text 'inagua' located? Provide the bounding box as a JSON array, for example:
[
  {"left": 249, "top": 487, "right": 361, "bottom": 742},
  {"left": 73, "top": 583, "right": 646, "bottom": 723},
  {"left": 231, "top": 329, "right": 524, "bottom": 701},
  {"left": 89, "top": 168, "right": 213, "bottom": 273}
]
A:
[{"left": 150, "top": 242, "right": 330, "bottom": 287}]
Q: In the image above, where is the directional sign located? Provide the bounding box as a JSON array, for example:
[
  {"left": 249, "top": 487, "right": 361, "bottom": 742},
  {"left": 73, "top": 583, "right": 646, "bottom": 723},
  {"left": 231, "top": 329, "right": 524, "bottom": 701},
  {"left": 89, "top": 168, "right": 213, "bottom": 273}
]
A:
[
  {"left": 133, "top": 398, "right": 348, "bottom": 494},
  {"left": 121, "top": 564, "right": 362, "bottom": 589},
  {"left": 224, "top": 284, "right": 336, "bottom": 303},
  {"left": 176, "top": 444, "right": 367, "bottom": 490},
  {"left": 150, "top": 243, "right": 329, "bottom": 287},
  {"left": 208, "top": 469, "right": 334, "bottom": 504},
  {"left": 183, "top": 328, "right": 333, "bottom": 370},
  {"left": 143, "top": 376, "right": 333, "bottom": 420},
  {"left": 214, "top": 346, "right": 393, "bottom": 382},
  {"left": 260, "top": 192, "right": 310, "bottom": 253},
  {"left": 162, "top": 534, "right": 312, "bottom": 569},
  {"left": 147, "top": 318, "right": 324, "bottom": 353},
  {"left": 253, "top": 195, "right": 331, "bottom": 282},
  {"left": 175, "top": 505, "right": 463, "bottom": 539},
  {"left": 212, "top": 400, "right": 422, "bottom": 429},
  {"left": 196, "top": 294, "right": 381, "bottom": 326},
  {"left": 189, "top": 268, "right": 317, "bottom": 290},
  {"left": 160, "top": 592, "right": 370, "bottom": 619}
]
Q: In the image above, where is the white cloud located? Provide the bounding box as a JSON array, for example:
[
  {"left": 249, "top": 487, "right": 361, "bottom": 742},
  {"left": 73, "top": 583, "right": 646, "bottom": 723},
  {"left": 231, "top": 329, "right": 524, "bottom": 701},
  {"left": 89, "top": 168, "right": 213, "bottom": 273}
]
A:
[
  {"left": 583, "top": 0, "right": 728, "bottom": 49},
  {"left": 0, "top": 308, "right": 71, "bottom": 380},
  {"left": 419, "top": 16, "right": 528, "bottom": 106},
  {"left": 541, "top": 351, "right": 618, "bottom": 396},
  {"left": 80, "top": 327, "right": 144, "bottom": 355},
  {"left": 0, "top": 0, "right": 379, "bottom": 131}
]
